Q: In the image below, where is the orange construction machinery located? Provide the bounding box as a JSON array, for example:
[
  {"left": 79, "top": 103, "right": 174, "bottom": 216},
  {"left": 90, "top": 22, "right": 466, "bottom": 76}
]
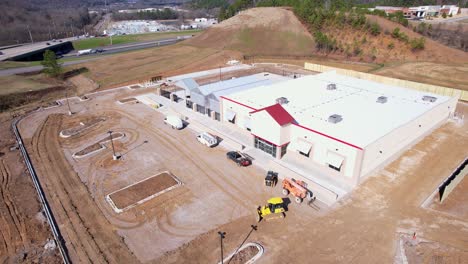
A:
[{"left": 282, "top": 177, "right": 315, "bottom": 204}]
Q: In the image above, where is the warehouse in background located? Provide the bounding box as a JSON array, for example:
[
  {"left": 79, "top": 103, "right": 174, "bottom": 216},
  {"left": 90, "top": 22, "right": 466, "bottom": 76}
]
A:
[{"left": 220, "top": 71, "right": 458, "bottom": 188}]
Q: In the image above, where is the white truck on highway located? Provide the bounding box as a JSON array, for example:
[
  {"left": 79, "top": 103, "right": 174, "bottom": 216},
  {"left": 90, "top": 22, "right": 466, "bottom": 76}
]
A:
[{"left": 77, "top": 49, "right": 92, "bottom": 56}]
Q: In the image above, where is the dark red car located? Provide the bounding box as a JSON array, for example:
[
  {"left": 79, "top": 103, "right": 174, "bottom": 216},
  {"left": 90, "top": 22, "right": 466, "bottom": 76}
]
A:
[{"left": 226, "top": 151, "right": 251, "bottom": 167}]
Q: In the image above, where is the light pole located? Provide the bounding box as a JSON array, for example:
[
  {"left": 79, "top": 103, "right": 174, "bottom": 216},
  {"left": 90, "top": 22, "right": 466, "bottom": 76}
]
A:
[
  {"left": 108, "top": 130, "right": 119, "bottom": 160},
  {"left": 218, "top": 231, "right": 226, "bottom": 264}
]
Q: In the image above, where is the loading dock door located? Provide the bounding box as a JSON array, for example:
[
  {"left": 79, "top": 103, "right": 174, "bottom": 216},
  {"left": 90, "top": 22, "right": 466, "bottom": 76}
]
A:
[{"left": 225, "top": 110, "right": 236, "bottom": 123}]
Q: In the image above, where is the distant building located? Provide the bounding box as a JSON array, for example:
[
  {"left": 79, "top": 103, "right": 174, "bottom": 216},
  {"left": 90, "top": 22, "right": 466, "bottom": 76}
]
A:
[
  {"left": 408, "top": 5, "right": 441, "bottom": 18},
  {"left": 194, "top": 18, "right": 208, "bottom": 22},
  {"left": 374, "top": 6, "right": 404, "bottom": 15},
  {"left": 441, "top": 5, "right": 460, "bottom": 16}
]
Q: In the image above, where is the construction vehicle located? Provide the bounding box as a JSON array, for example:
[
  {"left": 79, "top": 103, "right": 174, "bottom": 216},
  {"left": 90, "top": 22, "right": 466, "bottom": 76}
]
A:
[
  {"left": 282, "top": 177, "right": 315, "bottom": 204},
  {"left": 264, "top": 171, "right": 278, "bottom": 187},
  {"left": 256, "top": 197, "right": 286, "bottom": 222}
]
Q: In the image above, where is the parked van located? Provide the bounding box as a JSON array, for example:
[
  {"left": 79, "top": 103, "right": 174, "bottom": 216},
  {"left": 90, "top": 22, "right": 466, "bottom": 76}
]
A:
[
  {"left": 197, "top": 132, "right": 218, "bottom": 147},
  {"left": 164, "top": 115, "right": 183, "bottom": 129}
]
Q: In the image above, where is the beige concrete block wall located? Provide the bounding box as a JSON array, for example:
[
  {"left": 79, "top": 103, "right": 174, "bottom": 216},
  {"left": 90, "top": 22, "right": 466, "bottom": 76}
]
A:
[{"left": 304, "top": 63, "right": 467, "bottom": 101}]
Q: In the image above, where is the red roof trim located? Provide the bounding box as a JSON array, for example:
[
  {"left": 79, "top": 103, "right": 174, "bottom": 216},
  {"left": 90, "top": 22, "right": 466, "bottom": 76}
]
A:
[
  {"left": 220, "top": 96, "right": 256, "bottom": 110},
  {"left": 293, "top": 123, "right": 363, "bottom": 150},
  {"left": 250, "top": 104, "right": 295, "bottom": 126},
  {"left": 220, "top": 96, "right": 362, "bottom": 150}
]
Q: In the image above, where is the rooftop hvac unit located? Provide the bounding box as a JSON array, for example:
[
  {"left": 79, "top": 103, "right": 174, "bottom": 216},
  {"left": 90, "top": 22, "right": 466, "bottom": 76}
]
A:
[
  {"left": 276, "top": 97, "right": 289, "bottom": 105},
  {"left": 328, "top": 114, "right": 343, "bottom": 124},
  {"left": 422, "top": 95, "right": 437, "bottom": 102},
  {"left": 327, "top": 83, "right": 337, "bottom": 90},
  {"left": 376, "top": 96, "right": 388, "bottom": 104}
]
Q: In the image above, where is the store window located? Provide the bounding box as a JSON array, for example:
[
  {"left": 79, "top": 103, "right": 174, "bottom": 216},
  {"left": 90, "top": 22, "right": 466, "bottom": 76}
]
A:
[
  {"left": 280, "top": 144, "right": 288, "bottom": 158},
  {"left": 254, "top": 137, "right": 277, "bottom": 158}
]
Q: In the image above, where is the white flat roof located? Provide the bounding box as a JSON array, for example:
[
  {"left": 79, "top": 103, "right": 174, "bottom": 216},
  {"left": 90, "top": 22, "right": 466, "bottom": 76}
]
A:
[
  {"left": 225, "top": 71, "right": 452, "bottom": 148},
  {"left": 199, "top": 72, "right": 288, "bottom": 97}
]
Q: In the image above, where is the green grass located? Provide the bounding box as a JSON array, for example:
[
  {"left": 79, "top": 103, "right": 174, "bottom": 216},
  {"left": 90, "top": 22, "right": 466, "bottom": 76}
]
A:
[{"left": 72, "top": 30, "right": 202, "bottom": 50}]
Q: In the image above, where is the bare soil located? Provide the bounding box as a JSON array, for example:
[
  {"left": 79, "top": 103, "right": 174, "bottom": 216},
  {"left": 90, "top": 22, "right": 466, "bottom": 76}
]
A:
[
  {"left": 109, "top": 172, "right": 178, "bottom": 210},
  {"left": 60, "top": 116, "right": 106, "bottom": 137},
  {"left": 228, "top": 245, "right": 259, "bottom": 264},
  {"left": 0, "top": 114, "right": 61, "bottom": 263},
  {"left": 119, "top": 97, "right": 138, "bottom": 103},
  {"left": 27, "top": 114, "right": 138, "bottom": 263},
  {"left": 428, "top": 175, "right": 468, "bottom": 220},
  {"left": 74, "top": 143, "right": 104, "bottom": 156},
  {"left": 374, "top": 62, "right": 468, "bottom": 91},
  {"left": 186, "top": 8, "right": 315, "bottom": 57},
  {"left": 402, "top": 235, "right": 468, "bottom": 263},
  {"left": 68, "top": 74, "right": 99, "bottom": 95},
  {"left": 365, "top": 15, "right": 468, "bottom": 63}
]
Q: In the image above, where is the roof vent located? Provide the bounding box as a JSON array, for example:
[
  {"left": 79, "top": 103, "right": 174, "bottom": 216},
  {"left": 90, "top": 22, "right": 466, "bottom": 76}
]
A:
[
  {"left": 328, "top": 114, "right": 343, "bottom": 124},
  {"left": 276, "top": 97, "right": 289, "bottom": 105},
  {"left": 376, "top": 96, "right": 388, "bottom": 104},
  {"left": 422, "top": 95, "right": 437, "bottom": 102},
  {"left": 327, "top": 83, "right": 337, "bottom": 90}
]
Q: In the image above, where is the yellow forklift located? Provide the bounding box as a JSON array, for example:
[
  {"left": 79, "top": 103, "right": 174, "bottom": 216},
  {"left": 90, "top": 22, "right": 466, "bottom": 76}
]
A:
[{"left": 256, "top": 197, "right": 286, "bottom": 222}]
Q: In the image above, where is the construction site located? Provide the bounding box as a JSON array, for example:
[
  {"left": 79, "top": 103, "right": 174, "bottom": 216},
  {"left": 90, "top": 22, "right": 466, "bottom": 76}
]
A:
[
  {"left": 1, "top": 6, "right": 468, "bottom": 264},
  {"left": 0, "top": 61, "right": 463, "bottom": 263}
]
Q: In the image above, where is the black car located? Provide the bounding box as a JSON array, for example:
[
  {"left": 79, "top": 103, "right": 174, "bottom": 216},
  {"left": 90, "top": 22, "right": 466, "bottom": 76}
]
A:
[{"left": 226, "top": 151, "right": 251, "bottom": 167}]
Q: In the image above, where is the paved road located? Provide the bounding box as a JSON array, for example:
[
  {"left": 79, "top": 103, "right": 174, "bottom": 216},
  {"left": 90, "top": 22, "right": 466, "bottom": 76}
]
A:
[
  {"left": 420, "top": 15, "right": 468, "bottom": 23},
  {"left": 63, "top": 36, "right": 188, "bottom": 57},
  {"left": 0, "top": 36, "right": 188, "bottom": 77}
]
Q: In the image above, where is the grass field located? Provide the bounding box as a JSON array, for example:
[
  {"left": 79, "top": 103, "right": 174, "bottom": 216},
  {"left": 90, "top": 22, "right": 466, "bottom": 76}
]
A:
[{"left": 72, "top": 30, "right": 202, "bottom": 50}]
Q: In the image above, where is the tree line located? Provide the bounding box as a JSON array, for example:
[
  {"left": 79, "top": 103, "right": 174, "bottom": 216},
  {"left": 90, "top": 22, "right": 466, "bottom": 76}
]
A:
[{"left": 0, "top": 0, "right": 101, "bottom": 46}]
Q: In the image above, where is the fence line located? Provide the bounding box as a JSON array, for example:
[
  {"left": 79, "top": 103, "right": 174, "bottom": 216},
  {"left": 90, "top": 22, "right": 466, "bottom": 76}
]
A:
[{"left": 304, "top": 62, "right": 468, "bottom": 101}]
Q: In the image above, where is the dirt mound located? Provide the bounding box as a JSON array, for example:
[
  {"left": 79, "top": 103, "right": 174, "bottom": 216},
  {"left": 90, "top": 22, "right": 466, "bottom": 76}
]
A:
[
  {"left": 186, "top": 7, "right": 468, "bottom": 63},
  {"left": 185, "top": 7, "right": 315, "bottom": 57}
]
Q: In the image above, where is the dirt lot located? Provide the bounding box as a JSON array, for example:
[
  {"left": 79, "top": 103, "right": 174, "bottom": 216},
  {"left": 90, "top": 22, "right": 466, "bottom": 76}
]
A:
[
  {"left": 0, "top": 114, "right": 61, "bottom": 263},
  {"left": 374, "top": 62, "right": 468, "bottom": 91},
  {"left": 109, "top": 172, "right": 179, "bottom": 210},
  {"left": 8, "top": 79, "right": 467, "bottom": 264},
  {"left": 428, "top": 174, "right": 468, "bottom": 220}
]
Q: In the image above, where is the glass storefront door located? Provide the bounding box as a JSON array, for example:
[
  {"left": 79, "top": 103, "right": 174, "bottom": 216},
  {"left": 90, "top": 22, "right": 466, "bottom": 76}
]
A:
[{"left": 254, "top": 137, "right": 277, "bottom": 158}]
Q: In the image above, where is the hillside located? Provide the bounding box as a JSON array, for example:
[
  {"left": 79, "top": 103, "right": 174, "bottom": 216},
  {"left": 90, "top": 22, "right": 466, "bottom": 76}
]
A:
[
  {"left": 185, "top": 7, "right": 468, "bottom": 63},
  {"left": 185, "top": 7, "right": 316, "bottom": 57}
]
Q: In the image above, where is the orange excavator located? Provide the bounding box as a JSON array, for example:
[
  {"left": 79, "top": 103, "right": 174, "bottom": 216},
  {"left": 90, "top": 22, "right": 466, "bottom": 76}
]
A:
[{"left": 282, "top": 177, "right": 315, "bottom": 204}]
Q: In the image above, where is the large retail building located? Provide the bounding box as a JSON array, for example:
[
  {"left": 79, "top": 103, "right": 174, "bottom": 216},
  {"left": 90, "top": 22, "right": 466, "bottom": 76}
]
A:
[{"left": 220, "top": 71, "right": 457, "bottom": 186}]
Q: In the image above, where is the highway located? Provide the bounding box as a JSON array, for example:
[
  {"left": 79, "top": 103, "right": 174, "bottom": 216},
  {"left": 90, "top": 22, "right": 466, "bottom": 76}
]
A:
[{"left": 0, "top": 36, "right": 189, "bottom": 77}]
